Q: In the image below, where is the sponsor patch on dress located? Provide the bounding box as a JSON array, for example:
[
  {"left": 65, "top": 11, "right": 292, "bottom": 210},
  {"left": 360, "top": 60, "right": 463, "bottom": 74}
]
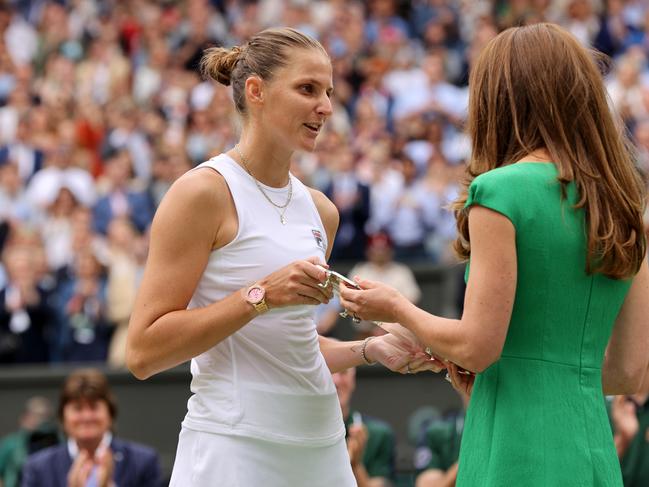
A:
[{"left": 312, "top": 229, "right": 326, "bottom": 251}]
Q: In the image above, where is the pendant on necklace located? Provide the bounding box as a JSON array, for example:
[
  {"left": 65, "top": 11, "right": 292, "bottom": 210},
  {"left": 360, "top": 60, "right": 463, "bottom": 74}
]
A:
[{"left": 280, "top": 215, "right": 287, "bottom": 225}]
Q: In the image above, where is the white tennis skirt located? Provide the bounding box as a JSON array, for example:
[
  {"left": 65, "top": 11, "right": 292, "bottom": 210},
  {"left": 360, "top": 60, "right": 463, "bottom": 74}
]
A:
[{"left": 169, "top": 427, "right": 357, "bottom": 486}]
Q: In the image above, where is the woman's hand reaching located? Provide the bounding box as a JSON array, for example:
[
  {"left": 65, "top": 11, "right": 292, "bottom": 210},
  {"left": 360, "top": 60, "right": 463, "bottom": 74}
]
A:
[
  {"left": 338, "top": 276, "right": 447, "bottom": 374},
  {"left": 448, "top": 362, "right": 475, "bottom": 404},
  {"left": 338, "top": 278, "right": 409, "bottom": 324},
  {"left": 366, "top": 329, "right": 446, "bottom": 375}
]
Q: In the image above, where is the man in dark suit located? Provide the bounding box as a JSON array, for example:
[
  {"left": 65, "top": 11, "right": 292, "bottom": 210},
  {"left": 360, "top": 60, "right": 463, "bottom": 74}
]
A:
[
  {"left": 20, "top": 369, "right": 161, "bottom": 487},
  {"left": 323, "top": 148, "right": 370, "bottom": 262},
  {"left": 92, "top": 151, "right": 153, "bottom": 235},
  {"left": 0, "top": 245, "right": 56, "bottom": 364}
]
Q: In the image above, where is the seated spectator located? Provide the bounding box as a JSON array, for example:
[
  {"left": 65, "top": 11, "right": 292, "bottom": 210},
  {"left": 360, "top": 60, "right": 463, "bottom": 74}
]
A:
[
  {"left": 4, "top": 225, "right": 57, "bottom": 296},
  {"left": 384, "top": 155, "right": 440, "bottom": 262},
  {"left": 38, "top": 184, "right": 79, "bottom": 272},
  {"left": 348, "top": 232, "right": 421, "bottom": 339},
  {"left": 93, "top": 151, "right": 153, "bottom": 235},
  {"left": 146, "top": 151, "right": 191, "bottom": 210},
  {"left": 0, "top": 244, "right": 56, "bottom": 364},
  {"left": 0, "top": 113, "right": 44, "bottom": 184},
  {"left": 105, "top": 217, "right": 141, "bottom": 368},
  {"left": 349, "top": 232, "right": 421, "bottom": 304},
  {"left": 0, "top": 396, "right": 57, "bottom": 487},
  {"left": 420, "top": 155, "right": 461, "bottom": 263},
  {"left": 325, "top": 147, "right": 370, "bottom": 262},
  {"left": 25, "top": 147, "right": 96, "bottom": 213},
  {"left": 0, "top": 161, "right": 39, "bottom": 225},
  {"left": 609, "top": 372, "right": 649, "bottom": 487},
  {"left": 55, "top": 249, "right": 112, "bottom": 363},
  {"left": 21, "top": 368, "right": 162, "bottom": 487},
  {"left": 334, "top": 366, "right": 396, "bottom": 487},
  {"left": 414, "top": 391, "right": 468, "bottom": 487}
]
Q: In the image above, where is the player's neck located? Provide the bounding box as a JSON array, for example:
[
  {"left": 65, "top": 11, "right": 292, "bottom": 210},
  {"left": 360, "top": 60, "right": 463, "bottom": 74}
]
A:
[{"left": 234, "top": 131, "right": 292, "bottom": 188}]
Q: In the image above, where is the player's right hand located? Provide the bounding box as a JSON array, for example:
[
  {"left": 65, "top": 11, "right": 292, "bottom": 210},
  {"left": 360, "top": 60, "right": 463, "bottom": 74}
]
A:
[{"left": 260, "top": 257, "right": 334, "bottom": 308}]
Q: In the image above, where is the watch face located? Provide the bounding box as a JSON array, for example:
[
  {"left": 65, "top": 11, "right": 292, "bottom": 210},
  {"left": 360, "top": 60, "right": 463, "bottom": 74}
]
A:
[{"left": 247, "top": 286, "right": 265, "bottom": 304}]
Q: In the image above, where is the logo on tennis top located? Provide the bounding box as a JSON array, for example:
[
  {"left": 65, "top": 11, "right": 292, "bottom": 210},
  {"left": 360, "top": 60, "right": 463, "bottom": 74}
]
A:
[{"left": 312, "top": 229, "right": 326, "bottom": 251}]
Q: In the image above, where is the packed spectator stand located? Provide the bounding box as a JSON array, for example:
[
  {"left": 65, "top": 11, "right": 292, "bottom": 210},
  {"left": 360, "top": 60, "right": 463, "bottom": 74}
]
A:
[{"left": 1, "top": 0, "right": 649, "bottom": 485}]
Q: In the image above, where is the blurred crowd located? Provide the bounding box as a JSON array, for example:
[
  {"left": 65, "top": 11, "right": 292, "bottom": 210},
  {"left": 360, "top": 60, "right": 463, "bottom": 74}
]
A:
[
  {"left": 1, "top": 2, "right": 648, "bottom": 486},
  {"left": 0, "top": 0, "right": 648, "bottom": 369}
]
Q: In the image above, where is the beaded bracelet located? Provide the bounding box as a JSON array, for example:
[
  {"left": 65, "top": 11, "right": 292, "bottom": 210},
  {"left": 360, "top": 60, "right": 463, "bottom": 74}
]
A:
[{"left": 361, "top": 336, "right": 376, "bottom": 366}]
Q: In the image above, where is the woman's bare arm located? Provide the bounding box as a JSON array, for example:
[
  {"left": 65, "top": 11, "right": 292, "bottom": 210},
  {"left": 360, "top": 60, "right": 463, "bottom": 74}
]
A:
[
  {"left": 307, "top": 188, "right": 454, "bottom": 374},
  {"left": 602, "top": 259, "right": 649, "bottom": 395},
  {"left": 340, "top": 206, "right": 517, "bottom": 373}
]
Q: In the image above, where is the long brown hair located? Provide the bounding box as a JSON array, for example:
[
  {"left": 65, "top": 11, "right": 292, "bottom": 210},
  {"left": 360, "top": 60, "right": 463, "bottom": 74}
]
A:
[{"left": 453, "top": 23, "right": 646, "bottom": 279}]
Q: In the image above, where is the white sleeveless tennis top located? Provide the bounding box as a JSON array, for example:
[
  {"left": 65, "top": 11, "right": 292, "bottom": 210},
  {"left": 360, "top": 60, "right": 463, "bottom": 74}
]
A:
[{"left": 181, "top": 154, "right": 344, "bottom": 446}]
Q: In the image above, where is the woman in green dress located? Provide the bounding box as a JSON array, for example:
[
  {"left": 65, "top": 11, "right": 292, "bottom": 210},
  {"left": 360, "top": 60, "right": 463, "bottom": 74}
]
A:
[{"left": 339, "top": 23, "right": 649, "bottom": 486}]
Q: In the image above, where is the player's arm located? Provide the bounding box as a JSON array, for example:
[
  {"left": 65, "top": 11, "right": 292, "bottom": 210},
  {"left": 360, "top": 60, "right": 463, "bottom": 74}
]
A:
[
  {"left": 307, "top": 188, "right": 365, "bottom": 370},
  {"left": 307, "top": 188, "right": 371, "bottom": 370},
  {"left": 308, "top": 189, "right": 441, "bottom": 374},
  {"left": 126, "top": 170, "right": 258, "bottom": 379},
  {"left": 127, "top": 173, "right": 332, "bottom": 380}
]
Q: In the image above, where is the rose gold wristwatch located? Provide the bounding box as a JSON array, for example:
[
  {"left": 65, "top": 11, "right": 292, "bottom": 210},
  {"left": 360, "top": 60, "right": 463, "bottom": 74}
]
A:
[{"left": 245, "top": 284, "right": 269, "bottom": 314}]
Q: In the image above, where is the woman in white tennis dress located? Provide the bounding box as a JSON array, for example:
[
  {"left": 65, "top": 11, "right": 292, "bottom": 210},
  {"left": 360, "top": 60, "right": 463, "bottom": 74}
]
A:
[{"left": 126, "top": 27, "right": 440, "bottom": 486}]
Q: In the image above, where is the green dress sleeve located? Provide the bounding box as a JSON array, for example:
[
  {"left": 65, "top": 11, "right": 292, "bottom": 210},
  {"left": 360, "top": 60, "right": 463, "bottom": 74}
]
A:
[{"left": 465, "top": 171, "right": 521, "bottom": 228}]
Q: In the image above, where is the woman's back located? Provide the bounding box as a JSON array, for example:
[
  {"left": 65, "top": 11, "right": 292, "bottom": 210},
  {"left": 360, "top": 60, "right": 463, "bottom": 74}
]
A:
[{"left": 458, "top": 162, "right": 630, "bottom": 486}]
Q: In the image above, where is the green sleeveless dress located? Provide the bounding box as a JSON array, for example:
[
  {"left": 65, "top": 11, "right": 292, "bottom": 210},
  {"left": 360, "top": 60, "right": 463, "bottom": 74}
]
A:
[{"left": 456, "top": 162, "right": 631, "bottom": 486}]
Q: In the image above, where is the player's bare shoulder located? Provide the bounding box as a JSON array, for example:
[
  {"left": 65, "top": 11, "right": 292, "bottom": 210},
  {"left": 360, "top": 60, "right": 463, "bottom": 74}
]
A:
[
  {"left": 151, "top": 166, "right": 232, "bottom": 246},
  {"left": 166, "top": 166, "right": 228, "bottom": 209}
]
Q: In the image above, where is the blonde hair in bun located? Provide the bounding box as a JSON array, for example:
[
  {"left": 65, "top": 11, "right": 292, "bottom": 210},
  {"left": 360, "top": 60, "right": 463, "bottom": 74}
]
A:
[
  {"left": 200, "top": 45, "right": 243, "bottom": 87},
  {"left": 200, "top": 27, "right": 328, "bottom": 115}
]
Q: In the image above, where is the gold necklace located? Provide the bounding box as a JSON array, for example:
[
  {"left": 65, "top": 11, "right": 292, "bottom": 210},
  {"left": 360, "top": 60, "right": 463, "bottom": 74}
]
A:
[{"left": 235, "top": 145, "right": 292, "bottom": 225}]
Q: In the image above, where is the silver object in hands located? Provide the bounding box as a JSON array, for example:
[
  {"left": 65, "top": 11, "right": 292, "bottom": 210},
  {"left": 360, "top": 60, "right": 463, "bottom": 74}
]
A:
[
  {"left": 318, "top": 268, "right": 360, "bottom": 295},
  {"left": 317, "top": 267, "right": 383, "bottom": 328},
  {"left": 339, "top": 308, "right": 361, "bottom": 323}
]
